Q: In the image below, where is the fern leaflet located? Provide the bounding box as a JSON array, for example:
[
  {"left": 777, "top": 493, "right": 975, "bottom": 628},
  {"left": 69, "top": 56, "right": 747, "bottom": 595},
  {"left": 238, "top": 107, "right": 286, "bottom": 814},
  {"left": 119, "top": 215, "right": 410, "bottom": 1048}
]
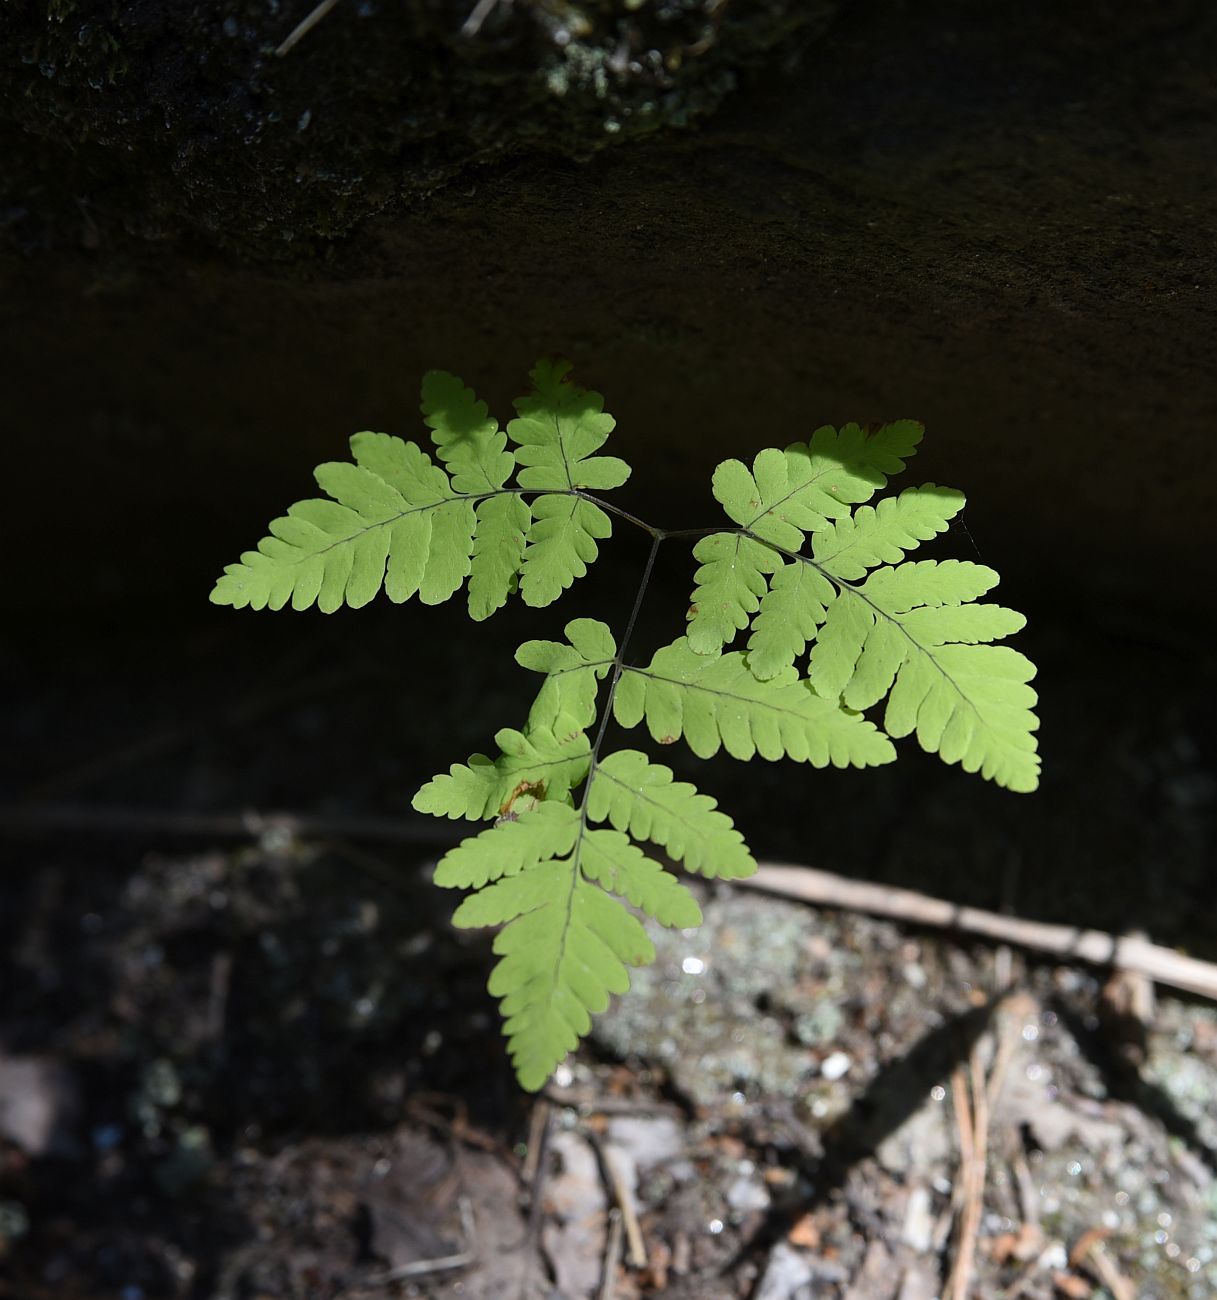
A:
[
  {"left": 745, "top": 561, "right": 836, "bottom": 680},
  {"left": 585, "top": 749, "right": 756, "bottom": 879},
  {"left": 686, "top": 533, "right": 782, "bottom": 655},
  {"left": 433, "top": 802, "right": 701, "bottom": 1091},
  {"left": 508, "top": 359, "right": 631, "bottom": 606},
  {"left": 808, "top": 558, "right": 1039, "bottom": 790},
  {"left": 614, "top": 638, "right": 896, "bottom": 767},
  {"left": 516, "top": 618, "right": 617, "bottom": 735},
  {"left": 413, "top": 727, "right": 591, "bottom": 820},
  {"left": 211, "top": 365, "right": 629, "bottom": 618}
]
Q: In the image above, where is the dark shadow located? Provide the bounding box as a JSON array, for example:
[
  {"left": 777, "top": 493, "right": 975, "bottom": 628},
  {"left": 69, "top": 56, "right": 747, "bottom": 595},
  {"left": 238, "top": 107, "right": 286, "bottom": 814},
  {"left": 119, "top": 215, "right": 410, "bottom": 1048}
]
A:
[
  {"left": 727, "top": 996, "right": 999, "bottom": 1285},
  {"left": 1051, "top": 995, "right": 1217, "bottom": 1179}
]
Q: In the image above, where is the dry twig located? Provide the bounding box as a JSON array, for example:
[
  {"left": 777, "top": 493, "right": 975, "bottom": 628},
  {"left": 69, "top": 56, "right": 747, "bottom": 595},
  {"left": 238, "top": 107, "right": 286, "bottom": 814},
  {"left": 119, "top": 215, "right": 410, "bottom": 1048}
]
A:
[
  {"left": 741, "top": 863, "right": 1217, "bottom": 1002},
  {"left": 1070, "top": 1228, "right": 1135, "bottom": 1300},
  {"left": 598, "top": 1208, "right": 624, "bottom": 1300},
  {"left": 276, "top": 0, "right": 342, "bottom": 56},
  {"left": 363, "top": 1196, "right": 476, "bottom": 1285}
]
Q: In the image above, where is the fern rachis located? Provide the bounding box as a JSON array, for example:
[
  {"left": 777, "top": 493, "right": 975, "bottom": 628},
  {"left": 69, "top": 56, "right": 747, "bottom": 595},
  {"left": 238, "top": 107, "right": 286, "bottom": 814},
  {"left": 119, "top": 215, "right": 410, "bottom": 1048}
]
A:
[{"left": 213, "top": 361, "right": 1040, "bottom": 1090}]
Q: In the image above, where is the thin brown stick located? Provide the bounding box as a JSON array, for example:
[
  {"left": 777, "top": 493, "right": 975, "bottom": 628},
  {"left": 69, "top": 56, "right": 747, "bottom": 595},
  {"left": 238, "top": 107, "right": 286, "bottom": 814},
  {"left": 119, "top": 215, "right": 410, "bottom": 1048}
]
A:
[
  {"left": 740, "top": 863, "right": 1217, "bottom": 1002},
  {"left": 275, "top": 0, "right": 342, "bottom": 56},
  {"left": 518, "top": 1099, "right": 553, "bottom": 1300},
  {"left": 987, "top": 993, "right": 1034, "bottom": 1111},
  {"left": 598, "top": 1208, "right": 624, "bottom": 1300},
  {"left": 460, "top": 0, "right": 501, "bottom": 37},
  {"left": 587, "top": 1130, "right": 646, "bottom": 1268},
  {"left": 947, "top": 1047, "right": 990, "bottom": 1300},
  {"left": 363, "top": 1196, "right": 475, "bottom": 1285},
  {"left": 1080, "top": 1240, "right": 1135, "bottom": 1300},
  {"left": 947, "top": 1067, "right": 976, "bottom": 1300}
]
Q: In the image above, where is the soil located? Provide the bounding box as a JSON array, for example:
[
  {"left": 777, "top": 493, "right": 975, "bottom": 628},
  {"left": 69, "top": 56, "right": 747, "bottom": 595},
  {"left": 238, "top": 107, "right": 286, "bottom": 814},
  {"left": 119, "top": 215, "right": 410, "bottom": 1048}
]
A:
[{"left": 2, "top": 581, "right": 1214, "bottom": 1299}]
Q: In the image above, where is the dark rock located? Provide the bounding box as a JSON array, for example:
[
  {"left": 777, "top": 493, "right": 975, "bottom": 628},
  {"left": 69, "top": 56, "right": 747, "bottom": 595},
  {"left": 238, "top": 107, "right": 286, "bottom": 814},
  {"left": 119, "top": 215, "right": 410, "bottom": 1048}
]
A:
[{"left": 1, "top": 0, "right": 1214, "bottom": 619}]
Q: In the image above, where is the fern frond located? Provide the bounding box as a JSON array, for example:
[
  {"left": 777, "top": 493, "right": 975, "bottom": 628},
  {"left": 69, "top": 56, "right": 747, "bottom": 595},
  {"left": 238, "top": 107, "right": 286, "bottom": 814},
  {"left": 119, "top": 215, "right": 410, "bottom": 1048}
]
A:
[
  {"left": 420, "top": 370, "right": 516, "bottom": 494},
  {"left": 434, "top": 803, "right": 696, "bottom": 1091},
  {"left": 711, "top": 421, "right": 922, "bottom": 549},
  {"left": 578, "top": 830, "right": 703, "bottom": 927},
  {"left": 432, "top": 801, "right": 580, "bottom": 889},
  {"left": 516, "top": 618, "right": 617, "bottom": 735},
  {"left": 519, "top": 494, "right": 613, "bottom": 607},
  {"left": 506, "top": 360, "right": 631, "bottom": 607},
  {"left": 412, "top": 727, "right": 591, "bottom": 821},
  {"left": 745, "top": 560, "right": 836, "bottom": 680},
  {"left": 810, "top": 484, "right": 964, "bottom": 580},
  {"left": 614, "top": 639, "right": 896, "bottom": 767},
  {"left": 686, "top": 533, "right": 782, "bottom": 655},
  {"left": 211, "top": 440, "right": 476, "bottom": 613},
  {"left": 507, "top": 359, "right": 631, "bottom": 492},
  {"left": 807, "top": 559, "right": 1039, "bottom": 790},
  {"left": 586, "top": 750, "right": 756, "bottom": 879}
]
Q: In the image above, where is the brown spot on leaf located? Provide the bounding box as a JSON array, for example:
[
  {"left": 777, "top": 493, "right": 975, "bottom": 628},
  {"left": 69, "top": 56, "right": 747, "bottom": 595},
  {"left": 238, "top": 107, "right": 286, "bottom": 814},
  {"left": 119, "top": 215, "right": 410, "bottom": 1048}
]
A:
[{"left": 499, "top": 778, "right": 546, "bottom": 816}]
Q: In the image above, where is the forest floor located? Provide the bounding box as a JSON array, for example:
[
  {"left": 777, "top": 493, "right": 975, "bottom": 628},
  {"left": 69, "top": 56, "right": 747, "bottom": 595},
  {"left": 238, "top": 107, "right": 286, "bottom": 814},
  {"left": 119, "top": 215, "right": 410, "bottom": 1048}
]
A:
[{"left": 2, "top": 599, "right": 1215, "bottom": 1300}]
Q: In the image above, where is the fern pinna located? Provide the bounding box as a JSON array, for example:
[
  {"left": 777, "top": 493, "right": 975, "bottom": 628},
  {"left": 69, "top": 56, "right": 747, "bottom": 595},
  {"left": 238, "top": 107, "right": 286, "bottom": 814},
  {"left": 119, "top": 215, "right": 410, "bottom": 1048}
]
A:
[{"left": 213, "top": 360, "right": 1039, "bottom": 1091}]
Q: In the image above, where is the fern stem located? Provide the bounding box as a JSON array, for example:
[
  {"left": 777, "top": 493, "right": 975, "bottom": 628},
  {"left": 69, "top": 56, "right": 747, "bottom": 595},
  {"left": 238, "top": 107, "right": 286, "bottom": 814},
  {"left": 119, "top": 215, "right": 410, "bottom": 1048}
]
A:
[
  {"left": 576, "top": 492, "right": 665, "bottom": 540},
  {"left": 740, "top": 528, "right": 860, "bottom": 591},
  {"left": 577, "top": 491, "right": 723, "bottom": 545},
  {"left": 578, "top": 532, "right": 664, "bottom": 816}
]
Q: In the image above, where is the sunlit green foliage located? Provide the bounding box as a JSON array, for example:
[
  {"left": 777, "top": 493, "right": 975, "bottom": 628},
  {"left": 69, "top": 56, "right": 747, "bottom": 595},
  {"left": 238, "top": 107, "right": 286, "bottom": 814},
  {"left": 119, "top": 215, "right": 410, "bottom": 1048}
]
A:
[{"left": 213, "top": 363, "right": 1039, "bottom": 1089}]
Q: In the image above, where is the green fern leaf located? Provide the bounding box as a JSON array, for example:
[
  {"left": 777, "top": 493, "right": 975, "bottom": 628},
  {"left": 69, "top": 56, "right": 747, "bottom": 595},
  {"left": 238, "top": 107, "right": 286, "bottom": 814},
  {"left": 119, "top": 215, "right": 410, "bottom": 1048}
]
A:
[
  {"left": 614, "top": 639, "right": 895, "bottom": 767},
  {"left": 418, "top": 370, "right": 531, "bottom": 617},
  {"left": 484, "top": 869, "right": 652, "bottom": 1091},
  {"left": 436, "top": 802, "right": 695, "bottom": 1091},
  {"left": 519, "top": 494, "right": 613, "bottom": 607},
  {"left": 211, "top": 434, "right": 476, "bottom": 613},
  {"left": 516, "top": 618, "right": 617, "bottom": 735},
  {"left": 579, "top": 830, "right": 703, "bottom": 927},
  {"left": 345, "top": 434, "right": 479, "bottom": 605},
  {"left": 505, "top": 360, "right": 630, "bottom": 607},
  {"left": 810, "top": 484, "right": 964, "bottom": 580},
  {"left": 507, "top": 359, "right": 631, "bottom": 492},
  {"left": 420, "top": 369, "right": 516, "bottom": 494},
  {"left": 686, "top": 533, "right": 782, "bottom": 655},
  {"left": 808, "top": 559, "right": 1038, "bottom": 790},
  {"left": 468, "top": 494, "right": 531, "bottom": 620},
  {"left": 711, "top": 421, "right": 922, "bottom": 549},
  {"left": 587, "top": 750, "right": 756, "bottom": 879},
  {"left": 413, "top": 727, "right": 591, "bottom": 821},
  {"left": 745, "top": 560, "right": 836, "bottom": 680},
  {"left": 433, "top": 801, "right": 580, "bottom": 889}
]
